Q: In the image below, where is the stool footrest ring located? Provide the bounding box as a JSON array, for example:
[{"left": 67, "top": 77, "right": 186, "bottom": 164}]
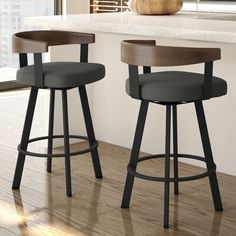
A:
[
  {"left": 18, "top": 135, "right": 98, "bottom": 158},
  {"left": 128, "top": 153, "right": 216, "bottom": 182}
]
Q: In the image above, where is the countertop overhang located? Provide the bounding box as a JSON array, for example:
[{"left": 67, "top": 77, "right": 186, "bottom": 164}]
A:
[{"left": 25, "top": 12, "right": 236, "bottom": 44}]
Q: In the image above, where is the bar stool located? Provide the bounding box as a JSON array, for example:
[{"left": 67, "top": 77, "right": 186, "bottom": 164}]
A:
[
  {"left": 12, "top": 30, "right": 105, "bottom": 197},
  {"left": 120, "top": 40, "right": 227, "bottom": 228}
]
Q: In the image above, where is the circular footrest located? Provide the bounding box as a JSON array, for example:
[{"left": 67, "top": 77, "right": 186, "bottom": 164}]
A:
[
  {"left": 128, "top": 153, "right": 216, "bottom": 182},
  {"left": 18, "top": 135, "right": 98, "bottom": 158}
]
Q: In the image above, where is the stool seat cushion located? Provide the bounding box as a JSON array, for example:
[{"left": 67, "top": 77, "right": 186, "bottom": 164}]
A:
[
  {"left": 126, "top": 71, "right": 227, "bottom": 102},
  {"left": 17, "top": 62, "right": 105, "bottom": 88}
]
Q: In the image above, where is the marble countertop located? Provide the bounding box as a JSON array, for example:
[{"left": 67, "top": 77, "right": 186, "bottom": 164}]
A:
[{"left": 25, "top": 12, "right": 236, "bottom": 43}]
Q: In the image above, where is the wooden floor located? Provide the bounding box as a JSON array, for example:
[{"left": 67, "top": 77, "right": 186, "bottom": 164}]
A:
[{"left": 0, "top": 138, "right": 235, "bottom": 236}]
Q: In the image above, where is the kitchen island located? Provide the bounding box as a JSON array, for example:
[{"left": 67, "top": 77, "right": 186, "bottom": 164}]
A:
[{"left": 26, "top": 12, "right": 236, "bottom": 175}]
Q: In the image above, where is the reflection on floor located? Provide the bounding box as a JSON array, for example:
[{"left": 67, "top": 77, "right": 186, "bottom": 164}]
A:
[{"left": 0, "top": 139, "right": 236, "bottom": 235}]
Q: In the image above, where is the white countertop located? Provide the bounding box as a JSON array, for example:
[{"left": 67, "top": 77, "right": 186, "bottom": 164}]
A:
[{"left": 25, "top": 12, "right": 236, "bottom": 44}]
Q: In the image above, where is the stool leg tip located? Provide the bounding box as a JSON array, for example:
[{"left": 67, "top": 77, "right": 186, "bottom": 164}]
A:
[
  {"left": 216, "top": 207, "right": 223, "bottom": 212},
  {"left": 121, "top": 202, "right": 130, "bottom": 209},
  {"left": 12, "top": 186, "right": 19, "bottom": 190},
  {"left": 95, "top": 174, "right": 103, "bottom": 179},
  {"left": 12, "top": 182, "right": 20, "bottom": 190},
  {"left": 174, "top": 190, "right": 179, "bottom": 195}
]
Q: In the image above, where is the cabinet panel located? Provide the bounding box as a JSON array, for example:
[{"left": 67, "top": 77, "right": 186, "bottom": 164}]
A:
[{"left": 90, "top": 0, "right": 129, "bottom": 13}]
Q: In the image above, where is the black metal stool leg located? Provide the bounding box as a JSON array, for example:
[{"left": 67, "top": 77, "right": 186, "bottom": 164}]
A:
[
  {"left": 195, "top": 101, "right": 223, "bottom": 211},
  {"left": 62, "top": 90, "right": 72, "bottom": 197},
  {"left": 79, "top": 86, "right": 103, "bottom": 178},
  {"left": 12, "top": 87, "right": 39, "bottom": 189},
  {"left": 172, "top": 105, "right": 179, "bottom": 195},
  {"left": 47, "top": 89, "right": 55, "bottom": 173},
  {"left": 121, "top": 101, "right": 149, "bottom": 208},
  {"left": 164, "top": 105, "right": 171, "bottom": 228}
]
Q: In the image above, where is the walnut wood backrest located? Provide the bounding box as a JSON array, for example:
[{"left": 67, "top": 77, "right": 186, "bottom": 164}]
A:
[
  {"left": 121, "top": 40, "right": 221, "bottom": 66},
  {"left": 13, "top": 30, "right": 95, "bottom": 53}
]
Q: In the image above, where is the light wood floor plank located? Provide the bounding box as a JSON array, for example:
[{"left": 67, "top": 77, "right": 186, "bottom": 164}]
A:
[{"left": 0, "top": 141, "right": 235, "bottom": 235}]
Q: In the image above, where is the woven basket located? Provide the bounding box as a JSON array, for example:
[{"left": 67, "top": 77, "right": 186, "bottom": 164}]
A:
[{"left": 128, "top": 0, "right": 183, "bottom": 15}]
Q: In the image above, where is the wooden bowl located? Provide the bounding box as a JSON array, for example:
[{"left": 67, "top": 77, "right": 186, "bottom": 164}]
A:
[{"left": 128, "top": 0, "right": 183, "bottom": 15}]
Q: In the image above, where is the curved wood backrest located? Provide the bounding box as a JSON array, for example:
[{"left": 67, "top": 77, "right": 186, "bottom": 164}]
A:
[
  {"left": 121, "top": 40, "right": 221, "bottom": 66},
  {"left": 13, "top": 30, "right": 95, "bottom": 53}
]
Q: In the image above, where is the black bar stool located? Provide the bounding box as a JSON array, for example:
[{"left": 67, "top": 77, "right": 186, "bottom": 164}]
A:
[
  {"left": 120, "top": 40, "right": 227, "bottom": 228},
  {"left": 12, "top": 30, "right": 105, "bottom": 197}
]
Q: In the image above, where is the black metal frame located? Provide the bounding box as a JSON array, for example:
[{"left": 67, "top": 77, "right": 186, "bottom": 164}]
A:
[
  {"left": 121, "top": 56, "right": 223, "bottom": 228},
  {"left": 128, "top": 153, "right": 216, "bottom": 182},
  {"left": 172, "top": 105, "right": 179, "bottom": 194},
  {"left": 12, "top": 87, "right": 39, "bottom": 189},
  {"left": 121, "top": 101, "right": 223, "bottom": 228},
  {"left": 195, "top": 101, "right": 223, "bottom": 211},
  {"left": 121, "top": 101, "right": 149, "bottom": 208},
  {"left": 18, "top": 135, "right": 98, "bottom": 158},
  {"left": 121, "top": 100, "right": 223, "bottom": 228},
  {"left": 47, "top": 89, "right": 55, "bottom": 172},
  {"left": 164, "top": 105, "right": 171, "bottom": 228},
  {"left": 79, "top": 86, "right": 103, "bottom": 178},
  {"left": 12, "top": 43, "right": 102, "bottom": 197}
]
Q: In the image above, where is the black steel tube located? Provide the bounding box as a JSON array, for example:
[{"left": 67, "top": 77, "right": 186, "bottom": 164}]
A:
[
  {"left": 121, "top": 101, "right": 149, "bottom": 208},
  {"left": 62, "top": 90, "right": 72, "bottom": 197},
  {"left": 47, "top": 89, "right": 55, "bottom": 172},
  {"left": 12, "top": 87, "right": 38, "bottom": 189},
  {"left": 195, "top": 100, "right": 223, "bottom": 211},
  {"left": 17, "top": 135, "right": 98, "bottom": 158},
  {"left": 164, "top": 105, "right": 171, "bottom": 228},
  {"left": 173, "top": 105, "right": 179, "bottom": 194},
  {"left": 79, "top": 86, "right": 103, "bottom": 178}
]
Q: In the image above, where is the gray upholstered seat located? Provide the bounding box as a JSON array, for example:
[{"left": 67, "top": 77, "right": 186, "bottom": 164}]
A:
[
  {"left": 17, "top": 62, "right": 105, "bottom": 88},
  {"left": 126, "top": 71, "right": 227, "bottom": 102}
]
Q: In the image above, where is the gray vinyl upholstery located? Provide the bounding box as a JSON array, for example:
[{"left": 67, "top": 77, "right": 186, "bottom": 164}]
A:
[
  {"left": 17, "top": 62, "right": 105, "bottom": 88},
  {"left": 126, "top": 71, "right": 227, "bottom": 102}
]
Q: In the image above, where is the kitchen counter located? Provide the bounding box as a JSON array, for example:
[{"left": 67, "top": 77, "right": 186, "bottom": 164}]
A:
[
  {"left": 25, "top": 12, "right": 236, "bottom": 176},
  {"left": 26, "top": 11, "right": 236, "bottom": 43}
]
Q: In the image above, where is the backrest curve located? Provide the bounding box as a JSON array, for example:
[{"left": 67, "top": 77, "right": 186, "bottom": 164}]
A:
[
  {"left": 121, "top": 40, "right": 221, "bottom": 67},
  {"left": 13, "top": 33, "right": 48, "bottom": 53},
  {"left": 13, "top": 30, "right": 95, "bottom": 53}
]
